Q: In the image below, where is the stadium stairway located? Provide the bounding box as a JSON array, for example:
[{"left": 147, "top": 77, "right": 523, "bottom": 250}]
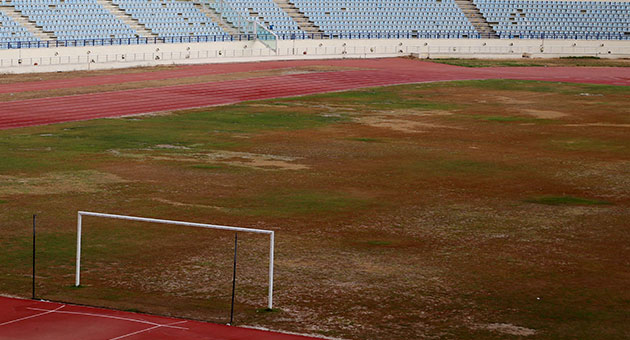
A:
[
  {"left": 0, "top": 3, "right": 54, "bottom": 41},
  {"left": 97, "top": 0, "right": 157, "bottom": 38},
  {"left": 454, "top": 0, "right": 498, "bottom": 38},
  {"left": 191, "top": 1, "right": 241, "bottom": 36},
  {"left": 272, "top": 0, "right": 323, "bottom": 35}
]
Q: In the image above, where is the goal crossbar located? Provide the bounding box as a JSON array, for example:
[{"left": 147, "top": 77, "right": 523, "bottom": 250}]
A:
[{"left": 75, "top": 211, "right": 275, "bottom": 309}]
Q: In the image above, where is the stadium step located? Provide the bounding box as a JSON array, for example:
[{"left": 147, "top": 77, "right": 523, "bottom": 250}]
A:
[
  {"left": 247, "top": 9, "right": 272, "bottom": 27},
  {"left": 272, "top": 0, "right": 325, "bottom": 35},
  {"left": 0, "top": 3, "right": 56, "bottom": 41},
  {"left": 454, "top": 0, "right": 499, "bottom": 39},
  {"left": 97, "top": 0, "right": 158, "bottom": 39},
  {"left": 191, "top": 1, "right": 241, "bottom": 37}
]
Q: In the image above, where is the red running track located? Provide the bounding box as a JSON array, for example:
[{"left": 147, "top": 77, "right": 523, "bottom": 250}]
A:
[
  {"left": 0, "top": 58, "right": 628, "bottom": 130},
  {"left": 0, "top": 296, "right": 321, "bottom": 340}
]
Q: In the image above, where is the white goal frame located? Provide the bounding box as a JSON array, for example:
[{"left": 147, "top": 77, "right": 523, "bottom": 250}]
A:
[{"left": 75, "top": 211, "right": 275, "bottom": 309}]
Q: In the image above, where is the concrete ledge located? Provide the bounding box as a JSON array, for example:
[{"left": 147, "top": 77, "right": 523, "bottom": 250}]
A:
[{"left": 1, "top": 38, "right": 629, "bottom": 74}]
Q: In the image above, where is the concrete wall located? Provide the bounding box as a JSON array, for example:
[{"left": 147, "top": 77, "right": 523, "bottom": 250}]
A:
[{"left": 1, "top": 38, "right": 629, "bottom": 74}]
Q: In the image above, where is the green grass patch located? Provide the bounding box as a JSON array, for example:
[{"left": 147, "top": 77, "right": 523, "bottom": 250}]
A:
[
  {"left": 256, "top": 308, "right": 282, "bottom": 313},
  {"left": 0, "top": 199, "right": 7, "bottom": 204},
  {"left": 0, "top": 100, "right": 351, "bottom": 175},
  {"left": 431, "top": 58, "right": 546, "bottom": 68},
  {"left": 430, "top": 57, "right": 629, "bottom": 68},
  {"left": 525, "top": 196, "right": 612, "bottom": 206},
  {"left": 409, "top": 157, "right": 508, "bottom": 176},
  {"left": 280, "top": 86, "right": 458, "bottom": 111},
  {"left": 347, "top": 137, "right": 383, "bottom": 143},
  {"left": 444, "top": 79, "right": 630, "bottom": 96},
  {"left": 190, "top": 164, "right": 227, "bottom": 170},
  {"left": 366, "top": 240, "right": 392, "bottom": 246},
  {"left": 67, "top": 284, "right": 86, "bottom": 289},
  {"left": 182, "top": 104, "right": 347, "bottom": 132}
]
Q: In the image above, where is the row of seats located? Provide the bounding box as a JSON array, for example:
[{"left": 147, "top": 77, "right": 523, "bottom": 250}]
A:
[
  {"left": 0, "top": 9, "right": 39, "bottom": 43},
  {"left": 221, "top": 0, "right": 301, "bottom": 35},
  {"left": 113, "top": 0, "right": 228, "bottom": 38},
  {"left": 1, "top": 0, "right": 629, "bottom": 46},
  {"left": 293, "top": 0, "right": 476, "bottom": 36},
  {"left": 475, "top": 0, "right": 630, "bottom": 39},
  {"left": 11, "top": 0, "right": 137, "bottom": 39}
]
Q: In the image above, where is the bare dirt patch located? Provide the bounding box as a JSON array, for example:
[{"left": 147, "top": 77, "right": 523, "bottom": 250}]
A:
[
  {"left": 355, "top": 116, "right": 463, "bottom": 133},
  {"left": 475, "top": 323, "right": 537, "bottom": 336},
  {"left": 152, "top": 198, "right": 225, "bottom": 211},
  {"left": 0, "top": 170, "right": 127, "bottom": 195},
  {"left": 109, "top": 149, "right": 309, "bottom": 171},
  {"left": 522, "top": 109, "right": 568, "bottom": 119}
]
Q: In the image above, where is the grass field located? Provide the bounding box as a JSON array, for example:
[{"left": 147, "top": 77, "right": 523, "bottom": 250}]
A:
[
  {"left": 430, "top": 57, "right": 630, "bottom": 68},
  {"left": 1, "top": 78, "right": 629, "bottom": 339}
]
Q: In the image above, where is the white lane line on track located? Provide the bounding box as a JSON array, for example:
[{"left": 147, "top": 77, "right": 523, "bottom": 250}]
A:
[
  {"left": 0, "top": 304, "right": 66, "bottom": 327},
  {"left": 25, "top": 307, "right": 188, "bottom": 330},
  {"left": 108, "top": 321, "right": 188, "bottom": 340}
]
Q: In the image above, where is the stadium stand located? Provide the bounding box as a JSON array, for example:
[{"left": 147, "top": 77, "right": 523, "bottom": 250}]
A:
[
  {"left": 475, "top": 0, "right": 630, "bottom": 39},
  {"left": 290, "top": 0, "right": 479, "bottom": 38},
  {"left": 10, "top": 0, "right": 137, "bottom": 41},
  {"left": 221, "top": 0, "right": 302, "bottom": 35},
  {"left": 0, "top": 9, "right": 39, "bottom": 44},
  {"left": 112, "top": 0, "right": 228, "bottom": 39},
  {"left": 0, "top": 0, "right": 629, "bottom": 48}
]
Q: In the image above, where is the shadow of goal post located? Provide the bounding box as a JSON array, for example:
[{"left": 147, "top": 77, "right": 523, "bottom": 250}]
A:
[{"left": 75, "top": 211, "right": 275, "bottom": 309}]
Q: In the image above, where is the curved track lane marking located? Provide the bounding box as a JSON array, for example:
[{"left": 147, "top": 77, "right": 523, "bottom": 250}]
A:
[
  {"left": 25, "top": 307, "right": 189, "bottom": 329},
  {"left": 0, "top": 305, "right": 66, "bottom": 327},
  {"left": 0, "top": 59, "right": 628, "bottom": 130}
]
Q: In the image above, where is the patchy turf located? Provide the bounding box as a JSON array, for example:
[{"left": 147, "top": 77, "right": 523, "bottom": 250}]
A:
[
  {"left": 429, "top": 57, "right": 630, "bottom": 68},
  {"left": 525, "top": 196, "right": 613, "bottom": 206},
  {"left": 0, "top": 79, "right": 629, "bottom": 340}
]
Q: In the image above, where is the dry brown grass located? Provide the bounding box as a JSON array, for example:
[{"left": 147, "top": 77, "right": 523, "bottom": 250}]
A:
[{"left": 0, "top": 79, "right": 628, "bottom": 339}]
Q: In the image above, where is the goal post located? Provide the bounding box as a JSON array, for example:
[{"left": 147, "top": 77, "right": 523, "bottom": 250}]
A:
[{"left": 75, "top": 211, "right": 275, "bottom": 309}]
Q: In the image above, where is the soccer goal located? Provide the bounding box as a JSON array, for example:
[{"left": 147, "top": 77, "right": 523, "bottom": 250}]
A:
[{"left": 74, "top": 211, "right": 275, "bottom": 309}]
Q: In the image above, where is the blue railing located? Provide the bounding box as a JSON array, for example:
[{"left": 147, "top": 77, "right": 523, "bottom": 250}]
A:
[{"left": 1, "top": 31, "right": 628, "bottom": 50}]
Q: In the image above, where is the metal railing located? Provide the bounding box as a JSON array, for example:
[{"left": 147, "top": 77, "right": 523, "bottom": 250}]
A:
[
  {"left": 201, "top": 0, "right": 278, "bottom": 51},
  {"left": 3, "top": 44, "right": 630, "bottom": 70},
  {"left": 1, "top": 31, "right": 628, "bottom": 50}
]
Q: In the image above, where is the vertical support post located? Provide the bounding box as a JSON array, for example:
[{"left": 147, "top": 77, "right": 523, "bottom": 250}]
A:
[
  {"left": 75, "top": 212, "right": 82, "bottom": 287},
  {"left": 229, "top": 233, "right": 238, "bottom": 325},
  {"left": 268, "top": 231, "right": 274, "bottom": 310},
  {"left": 32, "top": 214, "right": 36, "bottom": 300}
]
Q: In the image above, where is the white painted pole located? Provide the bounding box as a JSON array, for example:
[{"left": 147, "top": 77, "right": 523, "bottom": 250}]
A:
[
  {"left": 78, "top": 211, "right": 272, "bottom": 235},
  {"left": 75, "top": 212, "right": 82, "bottom": 286},
  {"left": 268, "top": 231, "right": 274, "bottom": 309}
]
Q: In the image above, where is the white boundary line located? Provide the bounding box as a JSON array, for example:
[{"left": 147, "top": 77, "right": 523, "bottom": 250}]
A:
[
  {"left": 0, "top": 305, "right": 65, "bottom": 327},
  {"left": 25, "top": 307, "right": 188, "bottom": 330},
  {"left": 108, "top": 320, "right": 188, "bottom": 340}
]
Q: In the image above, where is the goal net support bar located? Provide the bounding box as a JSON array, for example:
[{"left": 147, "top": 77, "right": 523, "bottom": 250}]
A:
[{"left": 75, "top": 211, "right": 275, "bottom": 309}]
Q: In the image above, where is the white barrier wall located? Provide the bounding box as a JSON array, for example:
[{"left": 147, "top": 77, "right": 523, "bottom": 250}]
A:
[{"left": 1, "top": 38, "right": 629, "bottom": 73}]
